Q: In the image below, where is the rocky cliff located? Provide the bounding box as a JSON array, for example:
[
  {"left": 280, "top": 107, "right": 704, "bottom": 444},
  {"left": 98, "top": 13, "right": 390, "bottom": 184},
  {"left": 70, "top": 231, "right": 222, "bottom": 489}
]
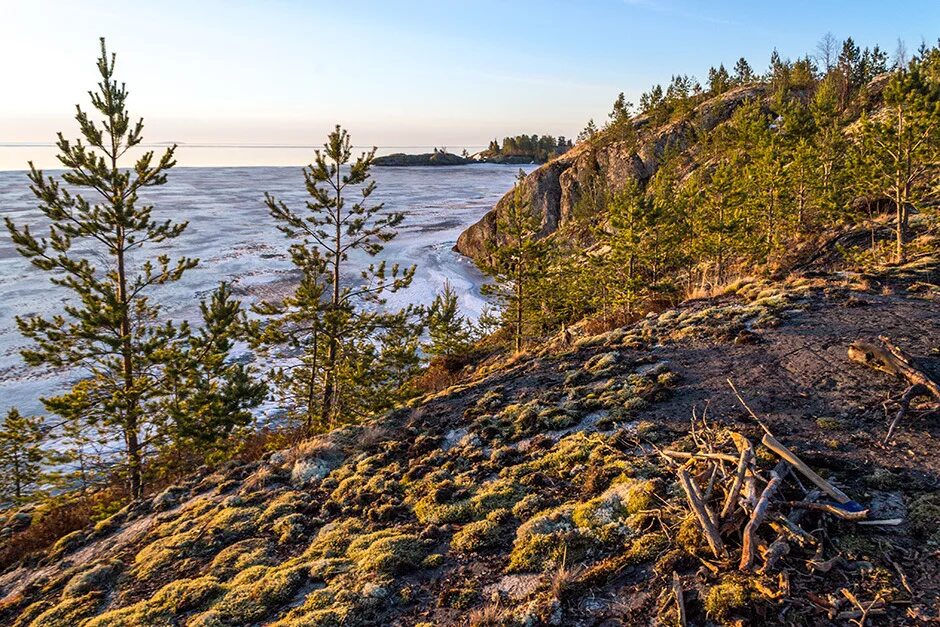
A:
[{"left": 455, "top": 85, "right": 767, "bottom": 261}]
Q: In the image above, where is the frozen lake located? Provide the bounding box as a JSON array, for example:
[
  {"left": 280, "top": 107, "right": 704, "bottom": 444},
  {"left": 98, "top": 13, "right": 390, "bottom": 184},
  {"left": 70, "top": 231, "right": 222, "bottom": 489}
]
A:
[{"left": 0, "top": 162, "right": 531, "bottom": 418}]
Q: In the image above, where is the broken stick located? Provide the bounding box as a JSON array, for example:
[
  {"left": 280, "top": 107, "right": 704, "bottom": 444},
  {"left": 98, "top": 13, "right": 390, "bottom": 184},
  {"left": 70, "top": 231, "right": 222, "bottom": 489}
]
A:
[
  {"left": 761, "top": 433, "right": 851, "bottom": 504},
  {"left": 671, "top": 572, "right": 687, "bottom": 627},
  {"left": 740, "top": 460, "right": 790, "bottom": 571},
  {"left": 678, "top": 468, "right": 728, "bottom": 560},
  {"left": 720, "top": 433, "right": 754, "bottom": 522}
]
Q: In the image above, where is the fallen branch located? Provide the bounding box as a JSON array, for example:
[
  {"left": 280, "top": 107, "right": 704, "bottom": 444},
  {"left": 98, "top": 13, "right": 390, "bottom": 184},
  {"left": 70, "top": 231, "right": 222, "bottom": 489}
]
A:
[
  {"left": 761, "top": 433, "right": 851, "bottom": 504},
  {"left": 661, "top": 449, "right": 740, "bottom": 464},
  {"left": 678, "top": 468, "right": 728, "bottom": 560},
  {"left": 885, "top": 383, "right": 929, "bottom": 444},
  {"left": 849, "top": 338, "right": 940, "bottom": 442},
  {"left": 740, "top": 461, "right": 789, "bottom": 571}
]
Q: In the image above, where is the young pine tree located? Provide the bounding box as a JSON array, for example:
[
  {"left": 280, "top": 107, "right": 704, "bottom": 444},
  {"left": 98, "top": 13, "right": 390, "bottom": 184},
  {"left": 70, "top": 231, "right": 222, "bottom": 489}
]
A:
[
  {"left": 4, "top": 39, "right": 196, "bottom": 500},
  {"left": 263, "top": 125, "right": 417, "bottom": 427},
  {"left": 0, "top": 409, "right": 46, "bottom": 502},
  {"left": 426, "top": 282, "right": 474, "bottom": 362},
  {"left": 251, "top": 247, "right": 331, "bottom": 432},
  {"left": 160, "top": 283, "right": 266, "bottom": 466}
]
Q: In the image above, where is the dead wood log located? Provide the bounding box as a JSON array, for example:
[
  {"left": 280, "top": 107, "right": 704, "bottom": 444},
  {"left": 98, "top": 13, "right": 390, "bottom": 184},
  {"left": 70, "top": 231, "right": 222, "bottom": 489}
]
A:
[
  {"left": 678, "top": 468, "right": 728, "bottom": 560},
  {"left": 878, "top": 336, "right": 940, "bottom": 399},
  {"left": 849, "top": 338, "right": 940, "bottom": 441},
  {"left": 761, "top": 433, "right": 851, "bottom": 504},
  {"left": 740, "top": 461, "right": 790, "bottom": 571}
]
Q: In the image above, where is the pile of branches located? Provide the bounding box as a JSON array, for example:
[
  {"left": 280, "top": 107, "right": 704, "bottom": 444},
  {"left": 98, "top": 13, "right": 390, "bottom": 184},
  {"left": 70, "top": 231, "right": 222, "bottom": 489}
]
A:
[{"left": 656, "top": 390, "right": 904, "bottom": 625}]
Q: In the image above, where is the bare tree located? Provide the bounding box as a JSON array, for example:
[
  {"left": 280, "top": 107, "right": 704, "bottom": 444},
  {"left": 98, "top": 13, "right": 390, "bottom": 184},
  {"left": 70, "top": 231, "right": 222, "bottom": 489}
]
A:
[
  {"left": 893, "top": 38, "right": 908, "bottom": 69},
  {"left": 815, "top": 32, "right": 837, "bottom": 72}
]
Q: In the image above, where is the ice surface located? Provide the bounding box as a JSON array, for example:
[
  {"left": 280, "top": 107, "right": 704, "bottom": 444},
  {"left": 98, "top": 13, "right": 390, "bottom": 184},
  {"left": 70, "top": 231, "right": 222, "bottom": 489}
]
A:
[{"left": 0, "top": 163, "right": 534, "bottom": 418}]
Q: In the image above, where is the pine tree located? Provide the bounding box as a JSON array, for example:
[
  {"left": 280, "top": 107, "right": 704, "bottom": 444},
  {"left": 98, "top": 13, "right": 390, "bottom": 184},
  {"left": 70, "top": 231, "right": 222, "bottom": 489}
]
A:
[
  {"left": 598, "top": 179, "right": 654, "bottom": 314},
  {"left": 251, "top": 247, "right": 331, "bottom": 432},
  {"left": 481, "top": 171, "right": 549, "bottom": 352},
  {"left": 0, "top": 408, "right": 46, "bottom": 501},
  {"left": 708, "top": 64, "right": 731, "bottom": 94},
  {"left": 4, "top": 39, "right": 197, "bottom": 499},
  {"left": 860, "top": 52, "right": 940, "bottom": 262},
  {"left": 426, "top": 282, "right": 473, "bottom": 361},
  {"left": 263, "top": 125, "right": 416, "bottom": 426},
  {"left": 733, "top": 57, "right": 755, "bottom": 84},
  {"left": 577, "top": 119, "right": 598, "bottom": 143},
  {"left": 161, "top": 283, "right": 266, "bottom": 464}
]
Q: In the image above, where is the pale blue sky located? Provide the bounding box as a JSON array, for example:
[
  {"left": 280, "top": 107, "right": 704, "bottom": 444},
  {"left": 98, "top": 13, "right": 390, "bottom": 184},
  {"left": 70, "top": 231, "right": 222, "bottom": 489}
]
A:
[{"left": 0, "top": 0, "right": 937, "bottom": 156}]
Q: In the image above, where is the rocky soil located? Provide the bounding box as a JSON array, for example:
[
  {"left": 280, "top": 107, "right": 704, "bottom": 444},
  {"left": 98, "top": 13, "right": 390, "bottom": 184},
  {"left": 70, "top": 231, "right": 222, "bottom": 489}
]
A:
[{"left": 0, "top": 257, "right": 937, "bottom": 626}]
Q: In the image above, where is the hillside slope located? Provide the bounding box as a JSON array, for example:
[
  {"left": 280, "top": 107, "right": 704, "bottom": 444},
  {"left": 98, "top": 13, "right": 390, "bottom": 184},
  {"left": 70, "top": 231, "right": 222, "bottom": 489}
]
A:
[
  {"left": 1, "top": 259, "right": 938, "bottom": 626},
  {"left": 454, "top": 77, "right": 891, "bottom": 263}
]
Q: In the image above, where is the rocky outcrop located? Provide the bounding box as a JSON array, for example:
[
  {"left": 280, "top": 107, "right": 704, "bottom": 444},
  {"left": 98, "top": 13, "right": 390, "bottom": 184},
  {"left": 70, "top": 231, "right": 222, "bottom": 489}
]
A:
[{"left": 455, "top": 85, "right": 767, "bottom": 262}]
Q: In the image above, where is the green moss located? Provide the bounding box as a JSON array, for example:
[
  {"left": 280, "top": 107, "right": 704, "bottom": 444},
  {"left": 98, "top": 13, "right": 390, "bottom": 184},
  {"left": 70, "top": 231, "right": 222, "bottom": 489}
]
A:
[
  {"left": 63, "top": 560, "right": 122, "bottom": 599},
  {"left": 704, "top": 580, "right": 748, "bottom": 622},
  {"left": 451, "top": 519, "right": 501, "bottom": 554},
  {"left": 208, "top": 538, "right": 274, "bottom": 578},
  {"left": 469, "top": 479, "right": 527, "bottom": 516},
  {"left": 26, "top": 592, "right": 103, "bottom": 627},
  {"left": 189, "top": 564, "right": 309, "bottom": 626},
  {"left": 815, "top": 417, "right": 843, "bottom": 430},
  {"left": 308, "top": 558, "right": 354, "bottom": 581},
  {"left": 48, "top": 530, "right": 85, "bottom": 558},
  {"left": 413, "top": 495, "right": 473, "bottom": 524},
  {"left": 271, "top": 513, "right": 307, "bottom": 545},
  {"left": 303, "top": 518, "right": 365, "bottom": 560},
  {"left": 347, "top": 532, "right": 427, "bottom": 574},
  {"left": 675, "top": 515, "right": 701, "bottom": 552},
  {"left": 85, "top": 577, "right": 222, "bottom": 627},
  {"left": 909, "top": 492, "right": 940, "bottom": 544},
  {"left": 508, "top": 505, "right": 596, "bottom": 572},
  {"left": 570, "top": 480, "right": 657, "bottom": 541},
  {"left": 259, "top": 491, "right": 306, "bottom": 524},
  {"left": 585, "top": 351, "right": 620, "bottom": 374}
]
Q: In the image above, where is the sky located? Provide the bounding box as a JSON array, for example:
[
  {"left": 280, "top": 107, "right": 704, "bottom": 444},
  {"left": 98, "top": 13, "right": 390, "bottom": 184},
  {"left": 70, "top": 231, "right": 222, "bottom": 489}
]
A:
[{"left": 0, "top": 0, "right": 937, "bottom": 167}]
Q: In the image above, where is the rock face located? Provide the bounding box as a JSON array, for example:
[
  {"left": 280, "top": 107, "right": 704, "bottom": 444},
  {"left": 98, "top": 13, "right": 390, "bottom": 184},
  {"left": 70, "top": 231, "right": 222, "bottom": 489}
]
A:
[
  {"left": 373, "top": 152, "right": 474, "bottom": 166},
  {"left": 455, "top": 85, "right": 767, "bottom": 262}
]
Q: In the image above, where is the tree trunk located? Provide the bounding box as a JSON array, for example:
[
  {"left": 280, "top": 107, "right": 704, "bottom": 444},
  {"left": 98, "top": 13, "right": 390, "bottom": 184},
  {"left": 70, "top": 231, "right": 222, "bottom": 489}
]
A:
[{"left": 322, "top": 167, "right": 344, "bottom": 426}]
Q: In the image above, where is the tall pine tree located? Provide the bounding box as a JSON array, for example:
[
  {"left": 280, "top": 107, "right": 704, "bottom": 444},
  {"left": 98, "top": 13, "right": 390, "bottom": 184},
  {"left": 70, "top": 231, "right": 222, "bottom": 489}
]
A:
[{"left": 263, "top": 125, "right": 417, "bottom": 427}]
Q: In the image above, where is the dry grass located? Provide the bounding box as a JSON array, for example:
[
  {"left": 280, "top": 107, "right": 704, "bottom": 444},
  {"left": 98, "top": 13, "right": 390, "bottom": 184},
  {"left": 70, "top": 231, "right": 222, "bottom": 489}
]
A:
[
  {"left": 0, "top": 488, "right": 123, "bottom": 572},
  {"left": 550, "top": 561, "right": 585, "bottom": 602},
  {"left": 469, "top": 603, "right": 510, "bottom": 627}
]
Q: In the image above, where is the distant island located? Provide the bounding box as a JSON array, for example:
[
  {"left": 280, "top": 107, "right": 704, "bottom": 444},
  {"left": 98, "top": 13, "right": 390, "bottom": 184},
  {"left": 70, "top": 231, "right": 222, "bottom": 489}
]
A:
[
  {"left": 373, "top": 150, "right": 473, "bottom": 166},
  {"left": 374, "top": 134, "right": 573, "bottom": 166}
]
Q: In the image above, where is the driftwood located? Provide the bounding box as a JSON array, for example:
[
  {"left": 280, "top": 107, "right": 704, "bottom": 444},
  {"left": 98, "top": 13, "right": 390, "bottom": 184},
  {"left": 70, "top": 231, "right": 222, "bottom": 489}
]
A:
[
  {"left": 678, "top": 468, "right": 728, "bottom": 559},
  {"left": 740, "top": 461, "right": 790, "bottom": 571},
  {"left": 761, "top": 433, "right": 851, "bottom": 504},
  {"left": 848, "top": 338, "right": 940, "bottom": 442}
]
